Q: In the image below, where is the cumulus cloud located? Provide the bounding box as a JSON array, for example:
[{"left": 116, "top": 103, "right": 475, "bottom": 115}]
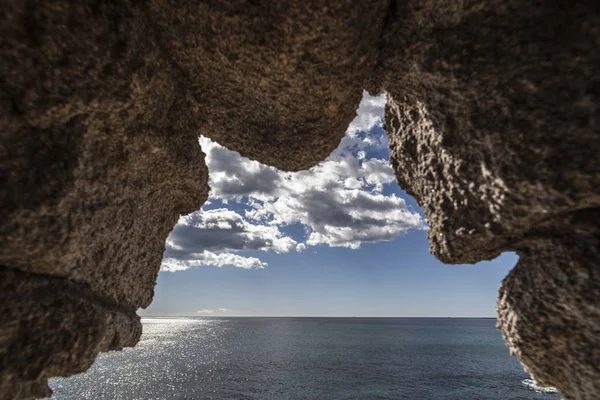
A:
[
  {"left": 296, "top": 243, "right": 306, "bottom": 252},
  {"left": 346, "top": 91, "right": 387, "bottom": 136},
  {"left": 201, "top": 138, "right": 280, "bottom": 200},
  {"left": 162, "top": 251, "right": 266, "bottom": 271},
  {"left": 166, "top": 208, "right": 295, "bottom": 254},
  {"left": 162, "top": 92, "right": 425, "bottom": 271},
  {"left": 242, "top": 156, "right": 423, "bottom": 249},
  {"left": 161, "top": 208, "right": 295, "bottom": 271}
]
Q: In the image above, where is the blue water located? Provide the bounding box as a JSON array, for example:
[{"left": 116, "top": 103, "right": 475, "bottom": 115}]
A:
[{"left": 49, "top": 318, "right": 560, "bottom": 399}]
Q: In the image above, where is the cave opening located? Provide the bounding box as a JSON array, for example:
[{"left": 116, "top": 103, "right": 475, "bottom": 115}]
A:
[{"left": 45, "top": 90, "right": 540, "bottom": 399}]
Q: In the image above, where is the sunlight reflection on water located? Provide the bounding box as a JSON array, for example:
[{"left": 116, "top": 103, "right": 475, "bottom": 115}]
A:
[
  {"left": 136, "top": 317, "right": 215, "bottom": 347},
  {"left": 48, "top": 318, "right": 560, "bottom": 400}
]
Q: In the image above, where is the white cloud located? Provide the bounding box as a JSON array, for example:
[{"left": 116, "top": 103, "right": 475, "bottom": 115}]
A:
[
  {"left": 161, "top": 251, "right": 266, "bottom": 271},
  {"left": 346, "top": 91, "right": 387, "bottom": 136},
  {"left": 161, "top": 208, "right": 294, "bottom": 270},
  {"left": 200, "top": 137, "right": 280, "bottom": 201},
  {"left": 197, "top": 308, "right": 232, "bottom": 315},
  {"left": 163, "top": 92, "right": 424, "bottom": 270},
  {"left": 235, "top": 150, "right": 423, "bottom": 249},
  {"left": 172, "top": 208, "right": 296, "bottom": 253},
  {"left": 329, "top": 91, "right": 388, "bottom": 159}
]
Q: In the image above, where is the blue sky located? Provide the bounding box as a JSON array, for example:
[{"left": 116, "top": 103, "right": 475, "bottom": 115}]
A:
[{"left": 140, "top": 93, "right": 517, "bottom": 317}]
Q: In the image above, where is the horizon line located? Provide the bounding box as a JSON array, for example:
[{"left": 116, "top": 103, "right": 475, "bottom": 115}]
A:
[{"left": 139, "top": 315, "right": 497, "bottom": 319}]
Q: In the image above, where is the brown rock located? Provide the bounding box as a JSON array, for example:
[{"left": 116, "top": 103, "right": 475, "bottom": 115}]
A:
[
  {"left": 1, "top": 0, "right": 389, "bottom": 398},
  {"left": 1, "top": 0, "right": 599, "bottom": 399},
  {"left": 381, "top": 1, "right": 600, "bottom": 399},
  {"left": 151, "top": 0, "right": 389, "bottom": 170},
  {"left": 1, "top": 2, "right": 208, "bottom": 398},
  {"left": 498, "top": 211, "right": 600, "bottom": 400},
  {"left": 381, "top": 0, "right": 600, "bottom": 264},
  {"left": 0, "top": 268, "right": 141, "bottom": 399}
]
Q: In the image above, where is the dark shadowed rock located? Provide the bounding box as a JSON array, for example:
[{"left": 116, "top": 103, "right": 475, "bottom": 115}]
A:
[
  {"left": 498, "top": 211, "right": 600, "bottom": 399},
  {"left": 380, "top": 1, "right": 600, "bottom": 399},
  {"left": 152, "top": 0, "right": 389, "bottom": 171},
  {"left": 1, "top": 0, "right": 599, "bottom": 399},
  {"left": 0, "top": 269, "right": 142, "bottom": 399},
  {"left": 1, "top": 1, "right": 209, "bottom": 397},
  {"left": 1, "top": 0, "right": 389, "bottom": 398},
  {"left": 381, "top": 0, "right": 600, "bottom": 264}
]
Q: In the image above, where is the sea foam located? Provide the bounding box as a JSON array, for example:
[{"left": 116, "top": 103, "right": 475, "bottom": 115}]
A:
[{"left": 522, "top": 379, "right": 559, "bottom": 394}]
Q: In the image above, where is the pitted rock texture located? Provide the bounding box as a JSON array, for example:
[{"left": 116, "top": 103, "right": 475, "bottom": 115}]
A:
[
  {"left": 0, "top": 268, "right": 142, "bottom": 400},
  {"left": 153, "top": 0, "right": 389, "bottom": 170},
  {"left": 1, "top": 1, "right": 209, "bottom": 397},
  {"left": 381, "top": 1, "right": 600, "bottom": 399},
  {"left": 380, "top": 0, "right": 600, "bottom": 264},
  {"left": 1, "top": 1, "right": 389, "bottom": 398},
  {"left": 498, "top": 211, "right": 600, "bottom": 399},
  {"left": 1, "top": 0, "right": 599, "bottom": 399},
  {"left": 1, "top": 0, "right": 209, "bottom": 309}
]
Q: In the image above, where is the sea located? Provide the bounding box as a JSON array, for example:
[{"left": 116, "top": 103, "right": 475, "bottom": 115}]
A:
[{"left": 48, "top": 318, "right": 560, "bottom": 399}]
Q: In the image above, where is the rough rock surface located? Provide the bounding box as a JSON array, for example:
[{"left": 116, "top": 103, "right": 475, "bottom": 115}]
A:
[
  {"left": 0, "top": 269, "right": 141, "bottom": 399},
  {"left": 380, "top": 0, "right": 600, "bottom": 264},
  {"left": 153, "top": 0, "right": 389, "bottom": 170},
  {"left": 498, "top": 211, "right": 600, "bottom": 398},
  {"left": 1, "top": 2, "right": 210, "bottom": 397},
  {"left": 380, "top": 1, "right": 600, "bottom": 399},
  {"left": 1, "top": 1, "right": 388, "bottom": 398},
  {"left": 1, "top": 0, "right": 599, "bottom": 399}
]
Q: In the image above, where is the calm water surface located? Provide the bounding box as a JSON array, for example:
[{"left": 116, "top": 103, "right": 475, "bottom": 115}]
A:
[{"left": 49, "top": 318, "right": 559, "bottom": 399}]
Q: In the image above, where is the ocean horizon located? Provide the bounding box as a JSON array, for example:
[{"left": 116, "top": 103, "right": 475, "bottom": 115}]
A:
[{"left": 49, "top": 317, "right": 560, "bottom": 399}]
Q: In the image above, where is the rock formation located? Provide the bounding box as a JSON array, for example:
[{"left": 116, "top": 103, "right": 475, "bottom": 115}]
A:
[
  {"left": 378, "top": 2, "right": 600, "bottom": 398},
  {"left": 1, "top": 1, "right": 598, "bottom": 399}
]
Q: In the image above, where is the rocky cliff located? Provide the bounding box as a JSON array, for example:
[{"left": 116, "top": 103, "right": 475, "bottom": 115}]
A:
[{"left": 1, "top": 1, "right": 598, "bottom": 399}]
